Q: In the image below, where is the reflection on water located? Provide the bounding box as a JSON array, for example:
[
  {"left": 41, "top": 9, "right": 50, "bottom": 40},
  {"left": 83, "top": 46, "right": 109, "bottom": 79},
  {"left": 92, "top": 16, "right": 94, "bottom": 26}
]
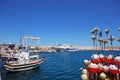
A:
[
  {"left": 5, "top": 68, "right": 43, "bottom": 80},
  {"left": 0, "top": 51, "right": 120, "bottom": 80}
]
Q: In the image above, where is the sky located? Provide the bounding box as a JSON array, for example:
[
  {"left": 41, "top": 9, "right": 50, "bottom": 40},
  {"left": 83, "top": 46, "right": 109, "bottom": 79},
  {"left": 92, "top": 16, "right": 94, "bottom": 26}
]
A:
[{"left": 0, "top": 0, "right": 120, "bottom": 46}]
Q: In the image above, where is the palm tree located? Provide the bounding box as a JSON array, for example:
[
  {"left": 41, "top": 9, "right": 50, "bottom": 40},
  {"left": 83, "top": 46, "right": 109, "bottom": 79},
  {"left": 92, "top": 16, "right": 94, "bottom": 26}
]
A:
[
  {"left": 98, "top": 37, "right": 103, "bottom": 50},
  {"left": 92, "top": 35, "right": 96, "bottom": 50},
  {"left": 91, "top": 27, "right": 99, "bottom": 50},
  {"left": 117, "top": 28, "right": 120, "bottom": 50},
  {"left": 102, "top": 39, "right": 108, "bottom": 50},
  {"left": 91, "top": 29, "right": 95, "bottom": 35},
  {"left": 118, "top": 27, "right": 120, "bottom": 32},
  {"left": 117, "top": 37, "right": 120, "bottom": 50},
  {"left": 108, "top": 35, "right": 115, "bottom": 51},
  {"left": 98, "top": 31, "right": 103, "bottom": 50},
  {"left": 105, "top": 29, "right": 109, "bottom": 50},
  {"left": 105, "top": 29, "right": 109, "bottom": 38},
  {"left": 94, "top": 27, "right": 99, "bottom": 32},
  {"left": 93, "top": 27, "right": 100, "bottom": 50}
]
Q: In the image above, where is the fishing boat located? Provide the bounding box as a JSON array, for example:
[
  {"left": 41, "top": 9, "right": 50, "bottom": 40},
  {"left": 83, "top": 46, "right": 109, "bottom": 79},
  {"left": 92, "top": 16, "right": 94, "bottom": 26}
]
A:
[{"left": 4, "top": 51, "right": 45, "bottom": 72}]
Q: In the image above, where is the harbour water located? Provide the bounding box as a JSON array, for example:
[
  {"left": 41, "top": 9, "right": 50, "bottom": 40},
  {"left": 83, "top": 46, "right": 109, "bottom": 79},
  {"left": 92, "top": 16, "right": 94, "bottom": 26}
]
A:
[{"left": 0, "top": 50, "right": 120, "bottom": 80}]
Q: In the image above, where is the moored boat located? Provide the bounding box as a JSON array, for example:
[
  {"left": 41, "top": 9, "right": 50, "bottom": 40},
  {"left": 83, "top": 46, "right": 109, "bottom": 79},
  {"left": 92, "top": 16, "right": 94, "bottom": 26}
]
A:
[{"left": 4, "top": 51, "right": 45, "bottom": 72}]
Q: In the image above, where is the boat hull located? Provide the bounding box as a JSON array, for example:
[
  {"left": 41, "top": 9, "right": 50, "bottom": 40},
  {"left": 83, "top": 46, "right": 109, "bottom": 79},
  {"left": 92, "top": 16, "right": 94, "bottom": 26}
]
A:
[
  {"left": 4, "top": 59, "right": 44, "bottom": 72},
  {"left": 5, "top": 62, "right": 41, "bottom": 72}
]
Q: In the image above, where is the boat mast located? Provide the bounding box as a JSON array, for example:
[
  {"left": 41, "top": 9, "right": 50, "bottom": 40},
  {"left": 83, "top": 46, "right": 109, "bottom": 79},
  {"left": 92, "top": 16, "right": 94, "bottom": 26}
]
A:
[{"left": 19, "top": 28, "right": 24, "bottom": 49}]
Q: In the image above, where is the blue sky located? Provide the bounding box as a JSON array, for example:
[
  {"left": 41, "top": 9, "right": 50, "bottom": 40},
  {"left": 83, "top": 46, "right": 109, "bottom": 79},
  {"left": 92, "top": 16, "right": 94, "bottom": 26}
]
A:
[{"left": 0, "top": 0, "right": 120, "bottom": 46}]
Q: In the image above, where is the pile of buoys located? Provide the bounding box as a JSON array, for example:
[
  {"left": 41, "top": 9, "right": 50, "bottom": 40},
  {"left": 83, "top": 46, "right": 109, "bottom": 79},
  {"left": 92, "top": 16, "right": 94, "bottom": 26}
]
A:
[{"left": 80, "top": 53, "right": 120, "bottom": 80}]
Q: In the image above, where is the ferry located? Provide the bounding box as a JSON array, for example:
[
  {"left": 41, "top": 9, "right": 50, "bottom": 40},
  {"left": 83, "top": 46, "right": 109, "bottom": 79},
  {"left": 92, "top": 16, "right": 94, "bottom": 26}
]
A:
[{"left": 55, "top": 44, "right": 78, "bottom": 52}]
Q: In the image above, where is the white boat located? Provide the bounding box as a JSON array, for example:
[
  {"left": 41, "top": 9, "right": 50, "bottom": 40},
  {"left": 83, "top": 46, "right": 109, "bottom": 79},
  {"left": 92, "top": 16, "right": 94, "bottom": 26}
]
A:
[{"left": 4, "top": 51, "right": 45, "bottom": 72}]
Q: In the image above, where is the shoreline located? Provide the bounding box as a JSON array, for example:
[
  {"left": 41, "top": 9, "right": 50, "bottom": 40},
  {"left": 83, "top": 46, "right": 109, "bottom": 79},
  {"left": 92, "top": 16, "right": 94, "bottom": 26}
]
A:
[
  {"left": 40, "top": 45, "right": 120, "bottom": 50},
  {"left": 39, "top": 46, "right": 120, "bottom": 52},
  {"left": 0, "top": 45, "right": 120, "bottom": 54}
]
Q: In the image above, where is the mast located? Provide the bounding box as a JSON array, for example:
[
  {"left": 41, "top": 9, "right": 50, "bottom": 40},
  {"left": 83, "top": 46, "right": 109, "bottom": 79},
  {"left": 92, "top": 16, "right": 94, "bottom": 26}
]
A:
[{"left": 19, "top": 28, "right": 24, "bottom": 49}]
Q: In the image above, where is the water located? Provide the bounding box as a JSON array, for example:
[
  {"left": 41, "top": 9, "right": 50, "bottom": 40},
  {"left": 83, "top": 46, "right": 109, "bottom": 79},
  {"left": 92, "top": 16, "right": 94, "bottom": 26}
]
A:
[{"left": 0, "top": 50, "right": 120, "bottom": 80}]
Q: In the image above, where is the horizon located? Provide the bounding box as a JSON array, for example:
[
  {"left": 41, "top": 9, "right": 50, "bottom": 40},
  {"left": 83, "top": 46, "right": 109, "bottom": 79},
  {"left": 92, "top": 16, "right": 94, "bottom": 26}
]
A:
[{"left": 0, "top": 0, "right": 120, "bottom": 46}]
